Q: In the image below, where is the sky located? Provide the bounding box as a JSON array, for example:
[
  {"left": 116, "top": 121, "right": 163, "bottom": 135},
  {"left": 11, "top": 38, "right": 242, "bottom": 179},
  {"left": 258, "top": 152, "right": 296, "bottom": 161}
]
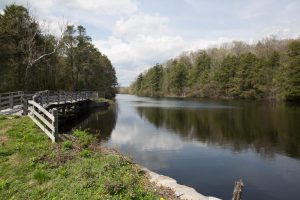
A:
[{"left": 1, "top": 0, "right": 300, "bottom": 86}]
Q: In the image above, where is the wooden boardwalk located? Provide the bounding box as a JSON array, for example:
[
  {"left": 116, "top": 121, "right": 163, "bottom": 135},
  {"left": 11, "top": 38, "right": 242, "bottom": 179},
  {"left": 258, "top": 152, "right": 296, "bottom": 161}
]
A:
[{"left": 0, "top": 90, "right": 98, "bottom": 142}]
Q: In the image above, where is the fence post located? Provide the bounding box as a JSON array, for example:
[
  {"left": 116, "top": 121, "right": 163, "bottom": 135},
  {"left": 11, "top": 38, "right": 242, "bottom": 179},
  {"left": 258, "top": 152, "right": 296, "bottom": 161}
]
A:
[
  {"left": 47, "top": 91, "right": 49, "bottom": 105},
  {"left": 41, "top": 92, "right": 44, "bottom": 106},
  {"left": 52, "top": 108, "right": 58, "bottom": 142},
  {"left": 19, "top": 91, "right": 24, "bottom": 106},
  {"left": 57, "top": 92, "right": 60, "bottom": 105},
  {"left": 9, "top": 93, "right": 13, "bottom": 109},
  {"left": 64, "top": 91, "right": 67, "bottom": 104},
  {"left": 22, "top": 96, "right": 28, "bottom": 115}
]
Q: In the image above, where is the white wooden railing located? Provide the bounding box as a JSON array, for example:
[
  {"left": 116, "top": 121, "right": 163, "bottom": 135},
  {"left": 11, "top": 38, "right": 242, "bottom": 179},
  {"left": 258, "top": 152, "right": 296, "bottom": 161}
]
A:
[
  {"left": 28, "top": 99, "right": 58, "bottom": 142},
  {"left": 1, "top": 90, "right": 98, "bottom": 142},
  {"left": 27, "top": 90, "right": 98, "bottom": 142}
]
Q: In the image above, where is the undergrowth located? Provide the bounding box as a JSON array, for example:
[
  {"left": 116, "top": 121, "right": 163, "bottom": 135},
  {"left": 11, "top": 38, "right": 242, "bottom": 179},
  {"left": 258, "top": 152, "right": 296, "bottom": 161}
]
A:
[{"left": 0, "top": 116, "right": 161, "bottom": 199}]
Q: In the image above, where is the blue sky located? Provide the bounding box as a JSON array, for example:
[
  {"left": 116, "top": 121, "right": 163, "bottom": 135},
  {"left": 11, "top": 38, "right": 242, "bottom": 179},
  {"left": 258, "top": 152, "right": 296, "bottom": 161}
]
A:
[{"left": 1, "top": 0, "right": 300, "bottom": 86}]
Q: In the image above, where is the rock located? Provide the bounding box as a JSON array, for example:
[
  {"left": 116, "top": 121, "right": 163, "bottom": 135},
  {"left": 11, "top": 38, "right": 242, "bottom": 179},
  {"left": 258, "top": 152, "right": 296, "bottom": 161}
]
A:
[{"left": 142, "top": 168, "right": 221, "bottom": 200}]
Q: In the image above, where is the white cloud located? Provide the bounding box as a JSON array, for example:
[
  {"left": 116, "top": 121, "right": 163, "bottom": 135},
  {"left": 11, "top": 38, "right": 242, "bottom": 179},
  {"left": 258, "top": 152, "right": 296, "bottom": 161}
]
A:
[
  {"left": 113, "top": 13, "right": 170, "bottom": 39},
  {"left": 259, "top": 23, "right": 300, "bottom": 39},
  {"left": 110, "top": 123, "right": 184, "bottom": 151},
  {"left": 16, "top": 0, "right": 137, "bottom": 16},
  {"left": 94, "top": 13, "right": 189, "bottom": 85},
  {"left": 4, "top": 0, "right": 138, "bottom": 30},
  {"left": 28, "top": 0, "right": 55, "bottom": 15},
  {"left": 73, "top": 0, "right": 138, "bottom": 16},
  {"left": 38, "top": 16, "right": 70, "bottom": 36},
  {"left": 94, "top": 13, "right": 240, "bottom": 86}
]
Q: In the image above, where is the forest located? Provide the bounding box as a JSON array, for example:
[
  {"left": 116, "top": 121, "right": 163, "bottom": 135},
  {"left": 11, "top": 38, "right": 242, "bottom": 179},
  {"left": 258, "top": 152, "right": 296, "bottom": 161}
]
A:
[
  {"left": 0, "top": 4, "right": 118, "bottom": 98},
  {"left": 130, "top": 37, "right": 300, "bottom": 101}
]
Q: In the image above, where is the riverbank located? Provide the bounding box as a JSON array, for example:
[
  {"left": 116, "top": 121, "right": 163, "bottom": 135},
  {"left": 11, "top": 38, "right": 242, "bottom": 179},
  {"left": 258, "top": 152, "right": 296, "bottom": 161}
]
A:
[
  {"left": 123, "top": 92, "right": 280, "bottom": 102},
  {"left": 0, "top": 116, "right": 179, "bottom": 199}
]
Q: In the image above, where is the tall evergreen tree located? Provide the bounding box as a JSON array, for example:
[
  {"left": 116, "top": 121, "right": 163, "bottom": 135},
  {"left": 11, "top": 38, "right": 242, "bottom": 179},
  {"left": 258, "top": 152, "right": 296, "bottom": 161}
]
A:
[{"left": 276, "top": 41, "right": 300, "bottom": 101}]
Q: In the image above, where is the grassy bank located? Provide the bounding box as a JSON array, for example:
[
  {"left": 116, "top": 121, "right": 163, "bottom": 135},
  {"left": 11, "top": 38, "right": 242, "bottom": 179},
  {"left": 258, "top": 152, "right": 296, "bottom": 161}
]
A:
[
  {"left": 0, "top": 116, "right": 174, "bottom": 199},
  {"left": 96, "top": 98, "right": 115, "bottom": 105}
]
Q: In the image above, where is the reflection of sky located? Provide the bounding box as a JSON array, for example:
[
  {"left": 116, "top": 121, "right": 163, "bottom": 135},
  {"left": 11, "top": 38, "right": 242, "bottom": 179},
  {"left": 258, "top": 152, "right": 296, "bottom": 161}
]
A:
[
  {"left": 106, "top": 96, "right": 190, "bottom": 169},
  {"left": 103, "top": 94, "right": 300, "bottom": 199}
]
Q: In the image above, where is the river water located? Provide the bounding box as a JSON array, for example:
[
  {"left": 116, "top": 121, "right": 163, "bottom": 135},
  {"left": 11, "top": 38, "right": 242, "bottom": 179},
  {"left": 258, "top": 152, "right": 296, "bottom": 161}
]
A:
[{"left": 73, "top": 94, "right": 300, "bottom": 199}]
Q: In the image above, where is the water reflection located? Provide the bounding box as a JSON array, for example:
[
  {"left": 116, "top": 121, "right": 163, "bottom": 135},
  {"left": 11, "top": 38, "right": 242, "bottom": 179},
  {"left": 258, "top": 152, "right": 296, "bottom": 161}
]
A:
[
  {"left": 74, "top": 95, "right": 300, "bottom": 199},
  {"left": 135, "top": 104, "right": 300, "bottom": 158},
  {"left": 70, "top": 107, "right": 118, "bottom": 140}
]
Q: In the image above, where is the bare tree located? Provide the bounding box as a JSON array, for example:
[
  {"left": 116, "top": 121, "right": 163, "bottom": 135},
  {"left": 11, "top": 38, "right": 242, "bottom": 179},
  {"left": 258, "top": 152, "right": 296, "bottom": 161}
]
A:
[{"left": 23, "top": 15, "right": 67, "bottom": 87}]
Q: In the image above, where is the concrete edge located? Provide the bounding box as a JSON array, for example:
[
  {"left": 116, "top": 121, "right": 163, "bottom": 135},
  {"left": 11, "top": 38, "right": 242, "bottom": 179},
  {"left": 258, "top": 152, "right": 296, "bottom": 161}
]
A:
[{"left": 142, "top": 168, "right": 222, "bottom": 200}]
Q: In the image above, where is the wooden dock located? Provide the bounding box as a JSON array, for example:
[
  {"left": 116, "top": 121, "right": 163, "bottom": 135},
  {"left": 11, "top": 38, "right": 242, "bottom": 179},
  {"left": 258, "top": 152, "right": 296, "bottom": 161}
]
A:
[{"left": 0, "top": 90, "right": 98, "bottom": 142}]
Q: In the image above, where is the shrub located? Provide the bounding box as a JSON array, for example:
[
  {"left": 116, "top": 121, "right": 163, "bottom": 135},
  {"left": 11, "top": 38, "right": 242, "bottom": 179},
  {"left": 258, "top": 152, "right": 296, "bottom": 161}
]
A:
[
  {"left": 0, "top": 115, "right": 6, "bottom": 120},
  {"left": 80, "top": 149, "right": 91, "bottom": 158},
  {"left": 0, "top": 180, "right": 10, "bottom": 190},
  {"left": 33, "top": 170, "right": 50, "bottom": 182},
  {"left": 62, "top": 141, "right": 73, "bottom": 151},
  {"left": 0, "top": 149, "right": 14, "bottom": 157},
  {"left": 72, "top": 130, "right": 94, "bottom": 148}
]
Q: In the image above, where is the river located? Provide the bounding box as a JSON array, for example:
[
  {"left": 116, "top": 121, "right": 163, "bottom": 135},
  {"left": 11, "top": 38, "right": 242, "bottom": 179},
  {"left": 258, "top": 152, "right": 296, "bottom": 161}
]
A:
[{"left": 72, "top": 94, "right": 300, "bottom": 200}]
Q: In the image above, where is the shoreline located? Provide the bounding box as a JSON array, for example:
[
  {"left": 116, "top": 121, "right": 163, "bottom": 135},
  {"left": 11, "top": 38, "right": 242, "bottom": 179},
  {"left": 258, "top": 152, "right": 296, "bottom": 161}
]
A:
[
  {"left": 98, "top": 144, "right": 221, "bottom": 200},
  {"left": 142, "top": 167, "right": 221, "bottom": 200},
  {"left": 1, "top": 115, "right": 219, "bottom": 199},
  {"left": 0, "top": 99, "right": 222, "bottom": 200}
]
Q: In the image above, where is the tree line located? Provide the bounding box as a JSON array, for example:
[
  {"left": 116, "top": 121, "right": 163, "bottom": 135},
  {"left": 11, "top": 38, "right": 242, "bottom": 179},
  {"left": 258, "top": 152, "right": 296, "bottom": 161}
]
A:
[
  {"left": 130, "top": 37, "right": 300, "bottom": 101},
  {"left": 0, "top": 4, "right": 118, "bottom": 98}
]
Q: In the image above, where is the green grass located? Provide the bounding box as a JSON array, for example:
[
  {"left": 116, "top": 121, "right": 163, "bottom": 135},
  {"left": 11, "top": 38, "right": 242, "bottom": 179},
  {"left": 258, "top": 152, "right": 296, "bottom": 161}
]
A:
[
  {"left": 95, "top": 98, "right": 114, "bottom": 105},
  {"left": 0, "top": 116, "right": 161, "bottom": 200},
  {"left": 0, "top": 115, "right": 6, "bottom": 120},
  {"left": 62, "top": 141, "right": 73, "bottom": 151},
  {"left": 73, "top": 129, "right": 94, "bottom": 148}
]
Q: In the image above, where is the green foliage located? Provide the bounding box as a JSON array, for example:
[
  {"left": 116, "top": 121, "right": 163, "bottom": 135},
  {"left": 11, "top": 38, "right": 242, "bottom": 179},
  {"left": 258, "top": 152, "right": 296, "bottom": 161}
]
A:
[
  {"left": 72, "top": 129, "right": 94, "bottom": 148},
  {"left": 62, "top": 141, "right": 73, "bottom": 151},
  {"left": 169, "top": 59, "right": 188, "bottom": 95},
  {"left": 0, "top": 180, "right": 10, "bottom": 190},
  {"left": 0, "top": 4, "right": 118, "bottom": 97},
  {"left": 133, "top": 64, "right": 163, "bottom": 96},
  {"left": 0, "top": 149, "right": 14, "bottom": 157},
  {"left": 130, "top": 38, "right": 300, "bottom": 102},
  {"left": 190, "top": 51, "right": 211, "bottom": 87},
  {"left": 276, "top": 41, "right": 300, "bottom": 101},
  {"left": 80, "top": 149, "right": 91, "bottom": 158},
  {"left": 214, "top": 55, "right": 239, "bottom": 96},
  {"left": 231, "top": 52, "right": 258, "bottom": 98},
  {"left": 33, "top": 170, "right": 50, "bottom": 183},
  {"left": 0, "top": 117, "right": 159, "bottom": 199},
  {"left": 0, "top": 115, "right": 6, "bottom": 120}
]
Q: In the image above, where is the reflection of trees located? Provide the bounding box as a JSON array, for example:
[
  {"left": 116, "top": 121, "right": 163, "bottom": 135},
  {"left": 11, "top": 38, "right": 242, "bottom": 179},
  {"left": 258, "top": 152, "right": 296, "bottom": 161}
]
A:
[
  {"left": 136, "top": 105, "right": 300, "bottom": 158},
  {"left": 79, "top": 106, "right": 118, "bottom": 141},
  {"left": 62, "top": 106, "right": 118, "bottom": 141}
]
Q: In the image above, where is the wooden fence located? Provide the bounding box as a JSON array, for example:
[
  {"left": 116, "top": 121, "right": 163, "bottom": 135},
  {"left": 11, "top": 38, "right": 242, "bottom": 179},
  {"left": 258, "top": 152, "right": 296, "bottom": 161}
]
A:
[
  {"left": 28, "top": 100, "right": 58, "bottom": 142},
  {"left": 0, "top": 91, "right": 34, "bottom": 111},
  {"left": 27, "top": 90, "right": 97, "bottom": 142},
  {"left": 1, "top": 90, "right": 98, "bottom": 142}
]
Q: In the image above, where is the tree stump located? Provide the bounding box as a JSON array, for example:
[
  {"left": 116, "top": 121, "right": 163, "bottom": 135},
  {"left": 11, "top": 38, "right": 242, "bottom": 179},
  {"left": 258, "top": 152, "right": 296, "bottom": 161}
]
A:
[{"left": 232, "top": 179, "right": 244, "bottom": 200}]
